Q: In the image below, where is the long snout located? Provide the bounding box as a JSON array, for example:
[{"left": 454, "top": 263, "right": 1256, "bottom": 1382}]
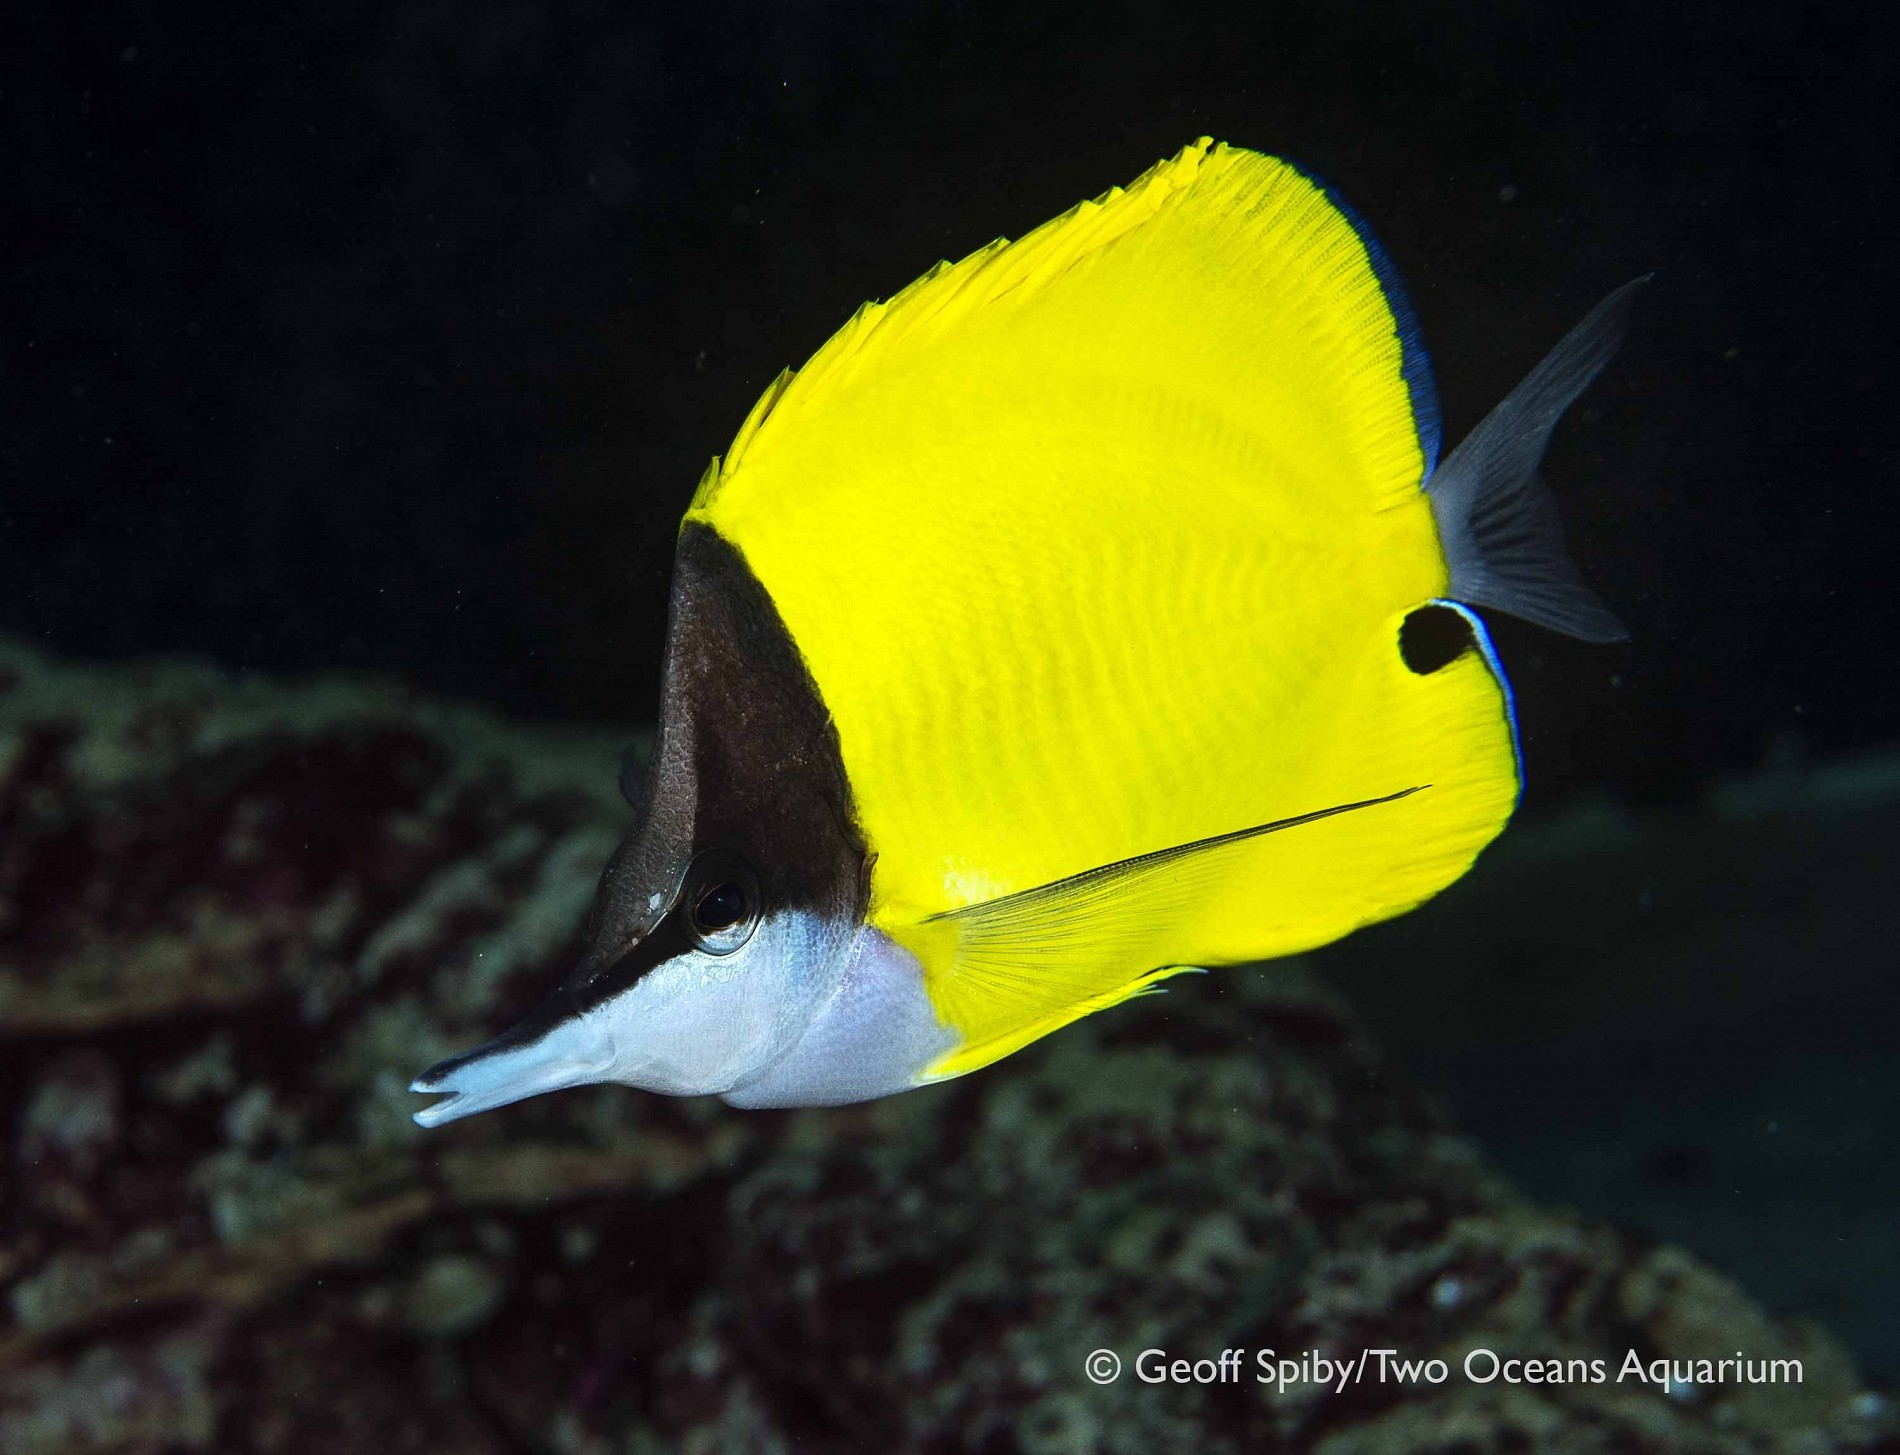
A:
[{"left": 410, "top": 1001, "right": 614, "bottom": 1127}]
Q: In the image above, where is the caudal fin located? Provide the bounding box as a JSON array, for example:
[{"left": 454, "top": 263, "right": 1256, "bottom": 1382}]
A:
[{"left": 1428, "top": 277, "right": 1648, "bottom": 643}]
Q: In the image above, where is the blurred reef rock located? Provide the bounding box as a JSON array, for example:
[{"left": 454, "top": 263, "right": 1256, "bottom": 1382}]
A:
[{"left": 1, "top": 636, "right": 1891, "bottom": 1453}]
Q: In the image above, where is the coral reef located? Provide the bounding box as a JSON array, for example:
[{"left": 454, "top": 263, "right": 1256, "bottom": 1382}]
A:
[{"left": 1, "top": 637, "right": 1890, "bottom": 1452}]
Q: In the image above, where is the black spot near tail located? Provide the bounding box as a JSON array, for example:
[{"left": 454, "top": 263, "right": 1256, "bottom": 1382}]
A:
[{"left": 1399, "top": 604, "right": 1477, "bottom": 675}]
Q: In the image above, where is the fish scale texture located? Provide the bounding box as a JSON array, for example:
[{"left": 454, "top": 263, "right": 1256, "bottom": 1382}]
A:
[{"left": 0, "top": 635, "right": 1888, "bottom": 1454}]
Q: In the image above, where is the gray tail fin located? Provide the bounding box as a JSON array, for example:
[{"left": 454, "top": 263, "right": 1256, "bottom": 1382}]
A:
[{"left": 1427, "top": 276, "right": 1648, "bottom": 643}]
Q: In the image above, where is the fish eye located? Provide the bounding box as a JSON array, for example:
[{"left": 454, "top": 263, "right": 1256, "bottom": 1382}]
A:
[
  {"left": 684, "top": 852, "right": 760, "bottom": 955},
  {"left": 695, "top": 882, "right": 746, "bottom": 929}
]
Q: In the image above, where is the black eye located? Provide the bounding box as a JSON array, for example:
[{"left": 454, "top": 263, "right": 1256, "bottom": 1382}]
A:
[
  {"left": 693, "top": 882, "right": 747, "bottom": 931},
  {"left": 684, "top": 852, "right": 760, "bottom": 954}
]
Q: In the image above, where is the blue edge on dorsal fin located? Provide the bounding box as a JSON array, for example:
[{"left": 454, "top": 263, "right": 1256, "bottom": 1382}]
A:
[{"left": 1283, "top": 159, "right": 1444, "bottom": 480}]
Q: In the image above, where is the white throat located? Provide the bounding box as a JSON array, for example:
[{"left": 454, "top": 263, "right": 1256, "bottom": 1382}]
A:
[{"left": 722, "top": 925, "right": 955, "bottom": 1107}]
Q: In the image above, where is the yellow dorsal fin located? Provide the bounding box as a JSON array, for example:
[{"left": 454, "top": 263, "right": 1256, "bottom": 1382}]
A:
[{"left": 708, "top": 140, "right": 1222, "bottom": 489}]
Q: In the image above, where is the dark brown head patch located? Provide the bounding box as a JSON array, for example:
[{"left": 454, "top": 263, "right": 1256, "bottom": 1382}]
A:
[{"left": 566, "top": 521, "right": 866, "bottom": 995}]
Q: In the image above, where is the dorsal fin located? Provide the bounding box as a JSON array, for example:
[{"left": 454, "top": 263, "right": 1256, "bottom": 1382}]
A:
[{"left": 1428, "top": 277, "right": 1648, "bottom": 643}]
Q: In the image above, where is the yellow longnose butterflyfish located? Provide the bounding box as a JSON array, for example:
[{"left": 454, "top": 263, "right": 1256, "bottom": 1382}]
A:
[{"left": 413, "top": 138, "right": 1638, "bottom": 1122}]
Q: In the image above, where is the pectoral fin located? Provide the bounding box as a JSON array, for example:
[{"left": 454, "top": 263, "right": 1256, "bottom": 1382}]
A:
[{"left": 892, "top": 788, "right": 1425, "bottom": 1080}]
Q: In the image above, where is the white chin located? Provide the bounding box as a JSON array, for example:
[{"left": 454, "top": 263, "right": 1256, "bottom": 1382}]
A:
[
  {"left": 411, "top": 907, "right": 865, "bottom": 1122},
  {"left": 592, "top": 909, "right": 844, "bottom": 1095},
  {"left": 722, "top": 925, "right": 956, "bottom": 1108}
]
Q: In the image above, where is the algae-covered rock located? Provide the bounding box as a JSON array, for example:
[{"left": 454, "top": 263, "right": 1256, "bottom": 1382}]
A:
[{"left": 1, "top": 636, "right": 1891, "bottom": 1452}]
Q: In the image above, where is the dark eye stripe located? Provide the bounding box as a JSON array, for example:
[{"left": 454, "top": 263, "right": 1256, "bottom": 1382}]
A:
[
  {"left": 574, "top": 852, "right": 760, "bottom": 1002},
  {"left": 571, "top": 908, "right": 698, "bottom": 1011}
]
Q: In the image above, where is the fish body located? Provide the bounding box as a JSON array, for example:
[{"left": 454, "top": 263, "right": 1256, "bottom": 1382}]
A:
[{"left": 413, "top": 139, "right": 1638, "bottom": 1123}]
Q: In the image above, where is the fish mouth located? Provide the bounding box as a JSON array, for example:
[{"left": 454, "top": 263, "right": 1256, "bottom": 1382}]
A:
[{"left": 410, "top": 1002, "right": 614, "bottom": 1128}]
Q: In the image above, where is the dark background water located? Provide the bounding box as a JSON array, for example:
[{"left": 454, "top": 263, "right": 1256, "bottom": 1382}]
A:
[
  {"left": 8, "top": 0, "right": 1895, "bottom": 811},
  {"left": 7, "top": 0, "right": 1897, "bottom": 1387}
]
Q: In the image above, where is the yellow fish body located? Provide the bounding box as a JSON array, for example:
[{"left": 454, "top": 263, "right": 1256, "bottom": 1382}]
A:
[{"left": 413, "top": 139, "right": 1636, "bottom": 1122}]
